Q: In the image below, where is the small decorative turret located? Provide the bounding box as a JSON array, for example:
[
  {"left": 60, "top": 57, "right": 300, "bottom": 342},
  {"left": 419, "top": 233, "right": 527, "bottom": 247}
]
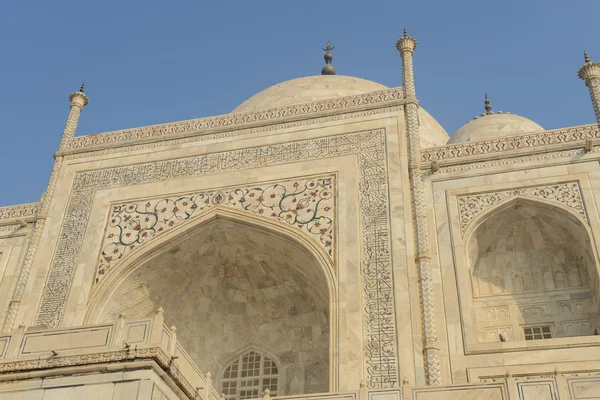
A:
[
  {"left": 395, "top": 27, "right": 418, "bottom": 98},
  {"left": 321, "top": 41, "right": 336, "bottom": 75},
  {"left": 578, "top": 50, "right": 600, "bottom": 124},
  {"left": 69, "top": 81, "right": 89, "bottom": 109},
  {"left": 59, "top": 82, "right": 89, "bottom": 150}
]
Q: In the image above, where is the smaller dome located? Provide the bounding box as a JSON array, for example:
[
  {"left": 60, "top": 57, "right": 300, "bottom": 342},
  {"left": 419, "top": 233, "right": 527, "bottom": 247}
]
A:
[{"left": 448, "top": 113, "right": 544, "bottom": 144}]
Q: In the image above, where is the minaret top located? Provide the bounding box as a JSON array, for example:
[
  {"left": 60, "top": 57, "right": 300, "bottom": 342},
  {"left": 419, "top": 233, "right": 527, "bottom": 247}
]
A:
[
  {"left": 321, "top": 41, "right": 336, "bottom": 75},
  {"left": 396, "top": 27, "right": 417, "bottom": 53},
  {"left": 68, "top": 81, "right": 89, "bottom": 107},
  {"left": 579, "top": 50, "right": 600, "bottom": 82}
]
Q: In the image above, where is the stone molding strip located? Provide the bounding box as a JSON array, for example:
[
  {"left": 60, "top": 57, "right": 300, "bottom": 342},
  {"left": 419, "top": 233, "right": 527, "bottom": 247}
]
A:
[
  {"left": 421, "top": 123, "right": 599, "bottom": 167},
  {"left": 0, "top": 203, "right": 38, "bottom": 221},
  {"left": 0, "top": 347, "right": 199, "bottom": 399},
  {"left": 59, "top": 87, "right": 405, "bottom": 155}
]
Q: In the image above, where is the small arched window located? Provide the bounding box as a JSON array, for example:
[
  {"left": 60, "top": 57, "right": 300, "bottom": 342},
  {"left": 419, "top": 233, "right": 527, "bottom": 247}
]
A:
[{"left": 221, "top": 350, "right": 279, "bottom": 400}]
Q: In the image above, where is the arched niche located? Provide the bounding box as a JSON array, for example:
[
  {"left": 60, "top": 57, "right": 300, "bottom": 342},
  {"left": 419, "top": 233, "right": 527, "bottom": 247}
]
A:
[
  {"left": 465, "top": 197, "right": 600, "bottom": 341},
  {"left": 86, "top": 208, "right": 334, "bottom": 394}
]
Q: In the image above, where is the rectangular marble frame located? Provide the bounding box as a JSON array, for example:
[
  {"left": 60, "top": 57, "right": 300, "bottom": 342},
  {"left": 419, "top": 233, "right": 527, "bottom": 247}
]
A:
[
  {"left": 428, "top": 160, "right": 600, "bottom": 382},
  {"left": 17, "top": 111, "right": 418, "bottom": 391}
]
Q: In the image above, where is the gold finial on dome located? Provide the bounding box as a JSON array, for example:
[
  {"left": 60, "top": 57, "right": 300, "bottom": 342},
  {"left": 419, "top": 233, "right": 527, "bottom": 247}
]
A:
[
  {"left": 484, "top": 93, "right": 492, "bottom": 114},
  {"left": 321, "top": 41, "right": 336, "bottom": 75},
  {"left": 79, "top": 81, "right": 85, "bottom": 93},
  {"left": 403, "top": 26, "right": 408, "bottom": 38},
  {"left": 585, "top": 50, "right": 591, "bottom": 64}
]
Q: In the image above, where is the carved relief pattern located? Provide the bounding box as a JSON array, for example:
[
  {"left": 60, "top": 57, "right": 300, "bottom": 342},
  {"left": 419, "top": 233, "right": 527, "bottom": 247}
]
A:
[
  {"left": 556, "top": 320, "right": 592, "bottom": 337},
  {"left": 63, "top": 107, "right": 404, "bottom": 160},
  {"left": 478, "top": 306, "right": 510, "bottom": 321},
  {"left": 96, "top": 176, "right": 335, "bottom": 284},
  {"left": 0, "top": 203, "right": 38, "bottom": 220},
  {"left": 557, "top": 299, "right": 587, "bottom": 315},
  {"left": 63, "top": 89, "right": 404, "bottom": 151},
  {"left": 0, "top": 347, "right": 202, "bottom": 400},
  {"left": 483, "top": 326, "right": 513, "bottom": 342},
  {"left": 439, "top": 148, "right": 585, "bottom": 174},
  {"left": 402, "top": 42, "right": 441, "bottom": 386},
  {"left": 458, "top": 182, "right": 586, "bottom": 235},
  {"left": 2, "top": 157, "right": 64, "bottom": 334},
  {"left": 421, "top": 124, "right": 599, "bottom": 163},
  {"left": 35, "top": 130, "right": 399, "bottom": 389},
  {"left": 0, "top": 225, "right": 28, "bottom": 233},
  {"left": 518, "top": 304, "right": 550, "bottom": 318},
  {"left": 59, "top": 105, "right": 83, "bottom": 150},
  {"left": 587, "top": 78, "right": 600, "bottom": 123}
]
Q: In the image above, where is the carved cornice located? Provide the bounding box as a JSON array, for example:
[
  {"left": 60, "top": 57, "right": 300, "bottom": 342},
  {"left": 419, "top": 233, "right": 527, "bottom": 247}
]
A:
[
  {"left": 0, "top": 347, "right": 199, "bottom": 399},
  {"left": 60, "top": 88, "right": 405, "bottom": 154},
  {"left": 62, "top": 106, "right": 403, "bottom": 160},
  {"left": 0, "top": 203, "right": 38, "bottom": 221},
  {"left": 421, "top": 124, "right": 599, "bottom": 166}
]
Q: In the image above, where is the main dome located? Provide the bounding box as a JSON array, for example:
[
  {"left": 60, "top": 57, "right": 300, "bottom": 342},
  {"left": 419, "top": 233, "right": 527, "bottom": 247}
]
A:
[
  {"left": 232, "top": 75, "right": 449, "bottom": 148},
  {"left": 233, "top": 76, "right": 388, "bottom": 112}
]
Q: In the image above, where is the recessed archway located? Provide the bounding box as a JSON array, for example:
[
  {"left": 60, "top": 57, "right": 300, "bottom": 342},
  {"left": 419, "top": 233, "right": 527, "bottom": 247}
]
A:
[
  {"left": 466, "top": 197, "right": 600, "bottom": 341},
  {"left": 86, "top": 209, "right": 334, "bottom": 395}
]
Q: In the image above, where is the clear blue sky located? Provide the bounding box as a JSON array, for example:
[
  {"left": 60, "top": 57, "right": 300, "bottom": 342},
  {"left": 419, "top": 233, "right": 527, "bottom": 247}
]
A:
[{"left": 1, "top": 1, "right": 599, "bottom": 206}]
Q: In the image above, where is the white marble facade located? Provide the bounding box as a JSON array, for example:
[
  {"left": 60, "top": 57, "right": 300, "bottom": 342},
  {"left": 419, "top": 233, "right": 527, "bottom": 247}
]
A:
[{"left": 2, "top": 36, "right": 600, "bottom": 399}]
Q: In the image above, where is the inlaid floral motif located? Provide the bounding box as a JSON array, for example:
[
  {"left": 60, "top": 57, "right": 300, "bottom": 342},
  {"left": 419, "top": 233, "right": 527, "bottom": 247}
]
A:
[
  {"left": 458, "top": 182, "right": 587, "bottom": 235},
  {"left": 96, "top": 176, "right": 334, "bottom": 284}
]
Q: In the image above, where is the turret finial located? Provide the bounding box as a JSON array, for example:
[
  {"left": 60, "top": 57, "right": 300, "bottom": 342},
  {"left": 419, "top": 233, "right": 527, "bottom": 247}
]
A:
[
  {"left": 79, "top": 82, "right": 85, "bottom": 93},
  {"left": 484, "top": 93, "right": 492, "bottom": 114},
  {"left": 321, "top": 41, "right": 336, "bottom": 75},
  {"left": 396, "top": 27, "right": 417, "bottom": 53},
  {"left": 585, "top": 50, "right": 591, "bottom": 64}
]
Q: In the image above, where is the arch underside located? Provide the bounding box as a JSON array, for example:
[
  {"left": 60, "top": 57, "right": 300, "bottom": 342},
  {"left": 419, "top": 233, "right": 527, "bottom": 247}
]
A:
[
  {"left": 89, "top": 215, "right": 331, "bottom": 396},
  {"left": 467, "top": 197, "right": 600, "bottom": 342}
]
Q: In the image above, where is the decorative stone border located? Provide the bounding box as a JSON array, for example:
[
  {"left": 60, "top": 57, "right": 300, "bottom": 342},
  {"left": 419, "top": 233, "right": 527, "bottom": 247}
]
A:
[
  {"left": 63, "top": 88, "right": 404, "bottom": 152},
  {"left": 0, "top": 347, "right": 200, "bottom": 400},
  {"left": 421, "top": 124, "right": 598, "bottom": 164},
  {"left": 458, "top": 182, "right": 587, "bottom": 235},
  {"left": 0, "top": 203, "right": 38, "bottom": 221},
  {"left": 36, "top": 129, "right": 399, "bottom": 389}
]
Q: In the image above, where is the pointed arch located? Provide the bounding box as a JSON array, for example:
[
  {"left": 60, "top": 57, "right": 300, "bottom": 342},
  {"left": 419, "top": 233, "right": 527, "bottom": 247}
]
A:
[
  {"left": 85, "top": 206, "right": 337, "bottom": 324},
  {"left": 464, "top": 195, "right": 592, "bottom": 244},
  {"left": 465, "top": 195, "right": 600, "bottom": 341},
  {"left": 84, "top": 205, "right": 336, "bottom": 392},
  {"left": 465, "top": 196, "right": 600, "bottom": 295},
  {"left": 217, "top": 344, "right": 281, "bottom": 400}
]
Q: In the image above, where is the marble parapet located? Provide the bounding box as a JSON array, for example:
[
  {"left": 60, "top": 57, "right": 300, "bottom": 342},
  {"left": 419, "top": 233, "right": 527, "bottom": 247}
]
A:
[
  {"left": 0, "top": 203, "right": 38, "bottom": 223},
  {"left": 421, "top": 123, "right": 599, "bottom": 168},
  {"left": 0, "top": 311, "right": 220, "bottom": 400},
  {"left": 58, "top": 87, "right": 405, "bottom": 154}
]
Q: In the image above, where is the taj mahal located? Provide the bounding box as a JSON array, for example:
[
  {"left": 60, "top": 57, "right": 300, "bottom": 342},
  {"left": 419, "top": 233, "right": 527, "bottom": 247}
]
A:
[{"left": 1, "top": 30, "right": 600, "bottom": 399}]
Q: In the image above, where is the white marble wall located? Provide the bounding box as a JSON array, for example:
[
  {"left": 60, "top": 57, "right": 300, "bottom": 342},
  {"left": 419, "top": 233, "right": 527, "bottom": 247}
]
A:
[{"left": 9, "top": 109, "right": 415, "bottom": 392}]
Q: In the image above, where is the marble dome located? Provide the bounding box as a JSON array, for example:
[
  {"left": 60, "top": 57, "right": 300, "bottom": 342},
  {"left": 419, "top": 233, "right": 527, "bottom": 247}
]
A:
[
  {"left": 232, "top": 75, "right": 450, "bottom": 148},
  {"left": 448, "top": 112, "right": 544, "bottom": 144}
]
